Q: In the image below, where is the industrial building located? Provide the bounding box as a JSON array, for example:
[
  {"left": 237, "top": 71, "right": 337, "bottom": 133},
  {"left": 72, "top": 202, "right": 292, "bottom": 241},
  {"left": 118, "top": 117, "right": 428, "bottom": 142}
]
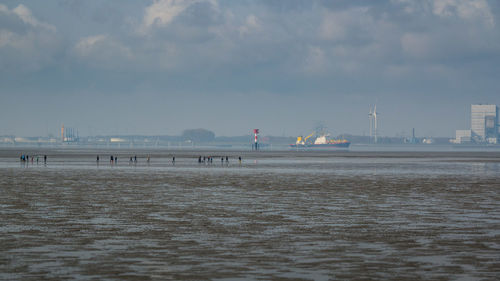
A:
[
  {"left": 61, "top": 124, "right": 79, "bottom": 143},
  {"left": 454, "top": 130, "right": 472, "bottom": 144},
  {"left": 453, "top": 104, "right": 499, "bottom": 144},
  {"left": 471, "top": 104, "right": 498, "bottom": 142}
]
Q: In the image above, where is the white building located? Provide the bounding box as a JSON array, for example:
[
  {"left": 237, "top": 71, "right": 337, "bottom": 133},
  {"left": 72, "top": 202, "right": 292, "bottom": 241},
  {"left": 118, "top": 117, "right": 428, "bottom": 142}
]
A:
[
  {"left": 471, "top": 104, "right": 498, "bottom": 143},
  {"left": 453, "top": 130, "right": 472, "bottom": 144}
]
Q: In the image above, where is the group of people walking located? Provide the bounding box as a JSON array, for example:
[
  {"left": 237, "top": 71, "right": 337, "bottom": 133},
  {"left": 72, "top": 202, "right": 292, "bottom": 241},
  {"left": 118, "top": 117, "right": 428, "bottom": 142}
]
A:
[
  {"left": 198, "top": 155, "right": 241, "bottom": 164},
  {"left": 19, "top": 153, "right": 242, "bottom": 166},
  {"left": 97, "top": 155, "right": 139, "bottom": 164},
  {"left": 93, "top": 154, "right": 242, "bottom": 165},
  {"left": 20, "top": 154, "right": 46, "bottom": 164}
]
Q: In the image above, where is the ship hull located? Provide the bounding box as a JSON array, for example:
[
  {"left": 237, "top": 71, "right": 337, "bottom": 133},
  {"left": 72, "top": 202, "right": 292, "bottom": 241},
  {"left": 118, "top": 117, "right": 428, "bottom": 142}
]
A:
[{"left": 289, "top": 142, "right": 351, "bottom": 149}]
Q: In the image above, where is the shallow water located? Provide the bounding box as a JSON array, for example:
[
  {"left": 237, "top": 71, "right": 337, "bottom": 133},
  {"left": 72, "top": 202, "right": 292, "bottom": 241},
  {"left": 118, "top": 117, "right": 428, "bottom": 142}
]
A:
[{"left": 1, "top": 149, "right": 499, "bottom": 280}]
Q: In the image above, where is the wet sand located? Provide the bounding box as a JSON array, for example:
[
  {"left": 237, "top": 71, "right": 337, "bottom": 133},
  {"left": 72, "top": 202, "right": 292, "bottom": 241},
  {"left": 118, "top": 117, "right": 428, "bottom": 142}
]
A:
[{"left": 1, "top": 148, "right": 499, "bottom": 280}]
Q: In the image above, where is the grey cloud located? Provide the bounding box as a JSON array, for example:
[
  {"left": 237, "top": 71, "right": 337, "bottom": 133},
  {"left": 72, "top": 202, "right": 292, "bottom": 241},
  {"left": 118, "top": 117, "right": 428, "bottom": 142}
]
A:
[
  {"left": 0, "top": 4, "right": 61, "bottom": 72},
  {"left": 175, "top": 1, "right": 223, "bottom": 27}
]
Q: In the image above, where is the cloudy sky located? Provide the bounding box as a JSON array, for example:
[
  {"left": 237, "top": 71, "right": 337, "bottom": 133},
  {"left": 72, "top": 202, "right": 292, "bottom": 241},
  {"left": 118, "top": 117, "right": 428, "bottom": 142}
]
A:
[{"left": 1, "top": 0, "right": 499, "bottom": 138}]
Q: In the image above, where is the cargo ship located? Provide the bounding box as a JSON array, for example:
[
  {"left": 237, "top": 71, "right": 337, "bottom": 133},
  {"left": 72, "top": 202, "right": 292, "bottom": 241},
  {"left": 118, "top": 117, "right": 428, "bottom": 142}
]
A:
[{"left": 290, "top": 132, "right": 351, "bottom": 149}]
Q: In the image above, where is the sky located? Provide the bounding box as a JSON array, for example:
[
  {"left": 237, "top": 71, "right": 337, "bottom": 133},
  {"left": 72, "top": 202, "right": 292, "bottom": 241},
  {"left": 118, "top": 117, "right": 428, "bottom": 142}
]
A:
[{"left": 1, "top": 0, "right": 499, "bottom": 138}]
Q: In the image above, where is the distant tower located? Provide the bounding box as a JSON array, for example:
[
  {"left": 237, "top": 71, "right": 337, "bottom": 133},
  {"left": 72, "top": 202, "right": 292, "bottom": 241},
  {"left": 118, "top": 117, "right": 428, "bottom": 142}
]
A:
[
  {"left": 253, "top": 129, "right": 259, "bottom": 150},
  {"left": 61, "top": 124, "right": 65, "bottom": 142}
]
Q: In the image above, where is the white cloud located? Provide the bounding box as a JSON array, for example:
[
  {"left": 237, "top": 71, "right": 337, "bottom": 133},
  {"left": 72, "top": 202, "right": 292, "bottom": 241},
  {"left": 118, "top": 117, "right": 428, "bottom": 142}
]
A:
[
  {"left": 393, "top": 0, "right": 494, "bottom": 27},
  {"left": 73, "top": 35, "right": 133, "bottom": 67},
  {"left": 12, "top": 4, "right": 56, "bottom": 31},
  {"left": 238, "top": 14, "right": 261, "bottom": 36},
  {"left": 139, "top": 0, "right": 216, "bottom": 34},
  {"left": 433, "top": 0, "right": 495, "bottom": 27},
  {"left": 74, "top": 35, "right": 108, "bottom": 56}
]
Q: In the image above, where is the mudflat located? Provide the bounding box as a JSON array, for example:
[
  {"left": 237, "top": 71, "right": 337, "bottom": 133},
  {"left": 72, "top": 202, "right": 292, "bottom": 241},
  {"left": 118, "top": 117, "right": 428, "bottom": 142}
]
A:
[{"left": 1, "top": 148, "right": 499, "bottom": 280}]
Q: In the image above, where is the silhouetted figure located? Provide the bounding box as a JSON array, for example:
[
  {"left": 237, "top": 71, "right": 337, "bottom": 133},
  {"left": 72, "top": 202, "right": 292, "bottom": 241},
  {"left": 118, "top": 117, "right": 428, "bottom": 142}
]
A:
[
  {"left": 44, "top": 155, "right": 47, "bottom": 164},
  {"left": 134, "top": 155, "right": 137, "bottom": 162},
  {"left": 115, "top": 157, "right": 117, "bottom": 163},
  {"left": 172, "top": 156, "right": 175, "bottom": 163},
  {"left": 97, "top": 155, "right": 99, "bottom": 162},
  {"left": 198, "top": 156, "right": 202, "bottom": 163},
  {"left": 130, "top": 156, "right": 133, "bottom": 163},
  {"left": 238, "top": 156, "right": 241, "bottom": 164},
  {"left": 221, "top": 157, "right": 224, "bottom": 163},
  {"left": 225, "top": 156, "right": 228, "bottom": 163},
  {"left": 36, "top": 156, "right": 39, "bottom": 164},
  {"left": 110, "top": 155, "right": 114, "bottom": 163}
]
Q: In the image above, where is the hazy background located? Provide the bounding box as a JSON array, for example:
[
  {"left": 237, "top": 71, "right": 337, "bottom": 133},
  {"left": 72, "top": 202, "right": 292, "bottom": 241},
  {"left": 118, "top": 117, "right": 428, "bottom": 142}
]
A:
[{"left": 1, "top": 0, "right": 499, "bottom": 138}]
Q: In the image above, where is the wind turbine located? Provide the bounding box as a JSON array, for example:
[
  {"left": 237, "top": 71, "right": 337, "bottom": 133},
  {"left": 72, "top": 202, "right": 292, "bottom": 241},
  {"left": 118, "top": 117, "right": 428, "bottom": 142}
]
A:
[
  {"left": 368, "top": 104, "right": 379, "bottom": 143},
  {"left": 373, "top": 104, "right": 378, "bottom": 143},
  {"left": 368, "top": 106, "right": 373, "bottom": 142}
]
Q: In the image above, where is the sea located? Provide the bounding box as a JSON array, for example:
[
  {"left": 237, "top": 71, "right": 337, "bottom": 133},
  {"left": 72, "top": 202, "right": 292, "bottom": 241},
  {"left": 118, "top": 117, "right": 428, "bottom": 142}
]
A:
[{"left": 0, "top": 148, "right": 499, "bottom": 280}]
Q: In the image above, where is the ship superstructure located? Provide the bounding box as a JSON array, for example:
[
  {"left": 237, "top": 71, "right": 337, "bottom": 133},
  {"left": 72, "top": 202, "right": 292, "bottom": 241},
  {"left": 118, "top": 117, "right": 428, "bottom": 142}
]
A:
[{"left": 290, "top": 132, "right": 350, "bottom": 149}]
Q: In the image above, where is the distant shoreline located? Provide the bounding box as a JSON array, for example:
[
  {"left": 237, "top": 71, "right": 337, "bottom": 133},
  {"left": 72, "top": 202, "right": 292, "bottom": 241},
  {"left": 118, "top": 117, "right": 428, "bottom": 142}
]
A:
[
  {"left": 1, "top": 142, "right": 500, "bottom": 153},
  {"left": 1, "top": 147, "right": 500, "bottom": 160}
]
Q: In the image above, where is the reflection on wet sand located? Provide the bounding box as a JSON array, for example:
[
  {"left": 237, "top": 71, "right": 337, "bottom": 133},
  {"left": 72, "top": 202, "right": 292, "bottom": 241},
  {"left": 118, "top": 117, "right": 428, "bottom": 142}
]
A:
[{"left": 0, "top": 149, "right": 499, "bottom": 280}]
